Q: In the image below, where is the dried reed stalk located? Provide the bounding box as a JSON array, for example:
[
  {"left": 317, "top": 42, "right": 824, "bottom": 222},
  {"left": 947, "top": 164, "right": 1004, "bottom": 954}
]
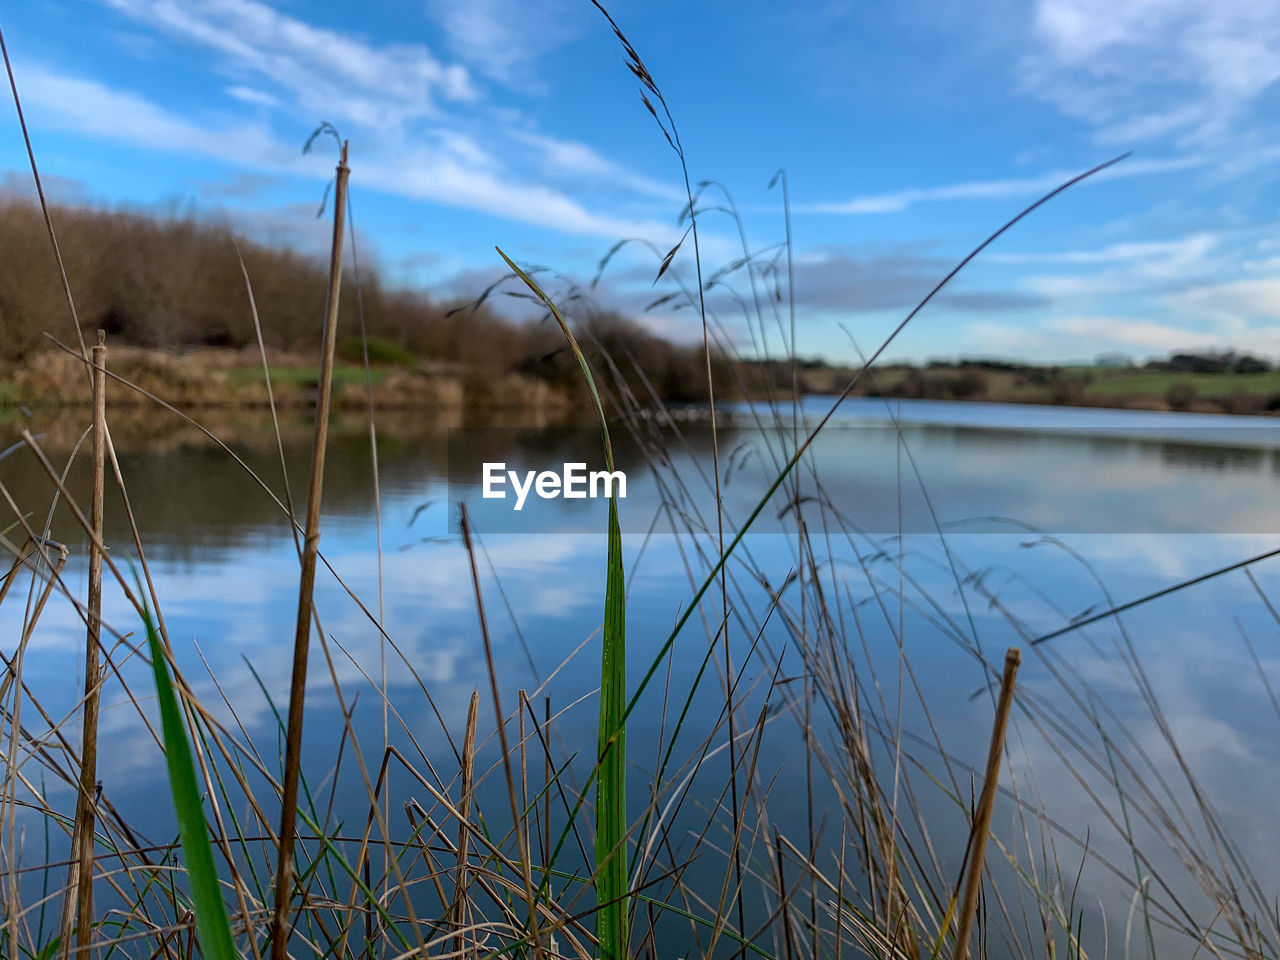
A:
[
  {"left": 953, "top": 647, "right": 1021, "bottom": 960},
  {"left": 270, "top": 141, "right": 350, "bottom": 960},
  {"left": 452, "top": 689, "right": 479, "bottom": 956},
  {"left": 60, "top": 330, "right": 107, "bottom": 957}
]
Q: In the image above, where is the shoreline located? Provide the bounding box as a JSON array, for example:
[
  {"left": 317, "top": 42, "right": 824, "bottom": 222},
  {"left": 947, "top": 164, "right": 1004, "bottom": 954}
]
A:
[
  {"left": 802, "top": 387, "right": 1280, "bottom": 418},
  {"left": 6, "top": 345, "right": 1280, "bottom": 420},
  {"left": 0, "top": 344, "right": 576, "bottom": 414}
]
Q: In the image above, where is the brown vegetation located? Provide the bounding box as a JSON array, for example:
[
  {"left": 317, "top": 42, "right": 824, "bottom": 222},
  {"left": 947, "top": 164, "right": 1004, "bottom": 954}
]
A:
[{"left": 0, "top": 197, "right": 732, "bottom": 412}]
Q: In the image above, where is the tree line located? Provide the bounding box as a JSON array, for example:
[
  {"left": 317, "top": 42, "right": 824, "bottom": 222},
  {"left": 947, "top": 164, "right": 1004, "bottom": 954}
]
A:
[{"left": 0, "top": 197, "right": 733, "bottom": 405}]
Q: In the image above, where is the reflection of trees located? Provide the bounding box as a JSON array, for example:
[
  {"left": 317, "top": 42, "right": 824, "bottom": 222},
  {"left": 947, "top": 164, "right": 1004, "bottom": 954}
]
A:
[
  {"left": 0, "top": 409, "right": 739, "bottom": 563},
  {"left": 0, "top": 411, "right": 465, "bottom": 564},
  {"left": 1158, "top": 442, "right": 1267, "bottom": 471},
  {"left": 8, "top": 403, "right": 1279, "bottom": 563}
]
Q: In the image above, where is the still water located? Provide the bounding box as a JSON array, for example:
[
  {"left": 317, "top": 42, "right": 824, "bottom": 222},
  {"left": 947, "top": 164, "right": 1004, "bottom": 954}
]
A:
[{"left": 4, "top": 397, "right": 1280, "bottom": 955}]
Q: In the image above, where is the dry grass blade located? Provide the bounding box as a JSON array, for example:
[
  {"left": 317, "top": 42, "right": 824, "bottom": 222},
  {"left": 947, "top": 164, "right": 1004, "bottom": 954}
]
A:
[{"left": 458, "top": 504, "right": 545, "bottom": 958}]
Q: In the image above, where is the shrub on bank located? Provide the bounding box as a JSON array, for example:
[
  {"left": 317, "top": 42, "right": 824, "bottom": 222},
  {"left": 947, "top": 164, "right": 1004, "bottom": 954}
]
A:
[{"left": 1165, "top": 382, "right": 1199, "bottom": 411}]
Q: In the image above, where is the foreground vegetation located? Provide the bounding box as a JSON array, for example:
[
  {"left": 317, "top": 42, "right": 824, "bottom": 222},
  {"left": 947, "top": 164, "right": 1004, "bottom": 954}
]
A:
[{"left": 2, "top": 5, "right": 1279, "bottom": 960}]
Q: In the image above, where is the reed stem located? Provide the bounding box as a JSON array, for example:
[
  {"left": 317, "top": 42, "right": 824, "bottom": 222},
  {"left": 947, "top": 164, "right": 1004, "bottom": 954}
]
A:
[
  {"left": 451, "top": 689, "right": 479, "bottom": 956},
  {"left": 953, "top": 647, "right": 1021, "bottom": 960},
  {"left": 270, "top": 141, "right": 349, "bottom": 960},
  {"left": 60, "top": 329, "right": 107, "bottom": 957}
]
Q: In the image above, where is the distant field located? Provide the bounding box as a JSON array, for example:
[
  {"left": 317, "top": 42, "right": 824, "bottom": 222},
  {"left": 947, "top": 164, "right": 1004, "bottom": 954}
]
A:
[
  {"left": 1084, "top": 370, "right": 1280, "bottom": 397},
  {"left": 794, "top": 363, "right": 1280, "bottom": 414}
]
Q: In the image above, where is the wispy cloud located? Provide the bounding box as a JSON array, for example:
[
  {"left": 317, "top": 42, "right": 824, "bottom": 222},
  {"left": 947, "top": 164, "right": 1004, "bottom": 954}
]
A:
[
  {"left": 424, "top": 0, "right": 582, "bottom": 89},
  {"left": 16, "top": 63, "right": 286, "bottom": 166},
  {"left": 80, "top": 0, "right": 682, "bottom": 241},
  {"left": 989, "top": 233, "right": 1217, "bottom": 269},
  {"left": 1010, "top": 232, "right": 1224, "bottom": 303},
  {"left": 1181, "top": 278, "right": 1280, "bottom": 322},
  {"left": 964, "top": 314, "right": 1269, "bottom": 358},
  {"left": 963, "top": 321, "right": 1055, "bottom": 354},
  {"left": 224, "top": 85, "right": 281, "bottom": 109},
  {"left": 799, "top": 154, "right": 1206, "bottom": 215},
  {"left": 1023, "top": 0, "right": 1280, "bottom": 145},
  {"left": 695, "top": 248, "right": 1050, "bottom": 315},
  {"left": 1046, "top": 315, "right": 1226, "bottom": 351},
  {"left": 361, "top": 144, "right": 679, "bottom": 238},
  {"left": 101, "top": 0, "right": 477, "bottom": 127},
  {"left": 505, "top": 129, "right": 682, "bottom": 202},
  {"left": 1040, "top": 312, "right": 1280, "bottom": 354},
  {"left": 19, "top": 56, "right": 679, "bottom": 242}
]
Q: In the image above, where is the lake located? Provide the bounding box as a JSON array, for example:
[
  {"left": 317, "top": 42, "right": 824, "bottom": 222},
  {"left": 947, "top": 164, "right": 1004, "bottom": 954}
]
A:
[{"left": 3, "top": 396, "right": 1280, "bottom": 957}]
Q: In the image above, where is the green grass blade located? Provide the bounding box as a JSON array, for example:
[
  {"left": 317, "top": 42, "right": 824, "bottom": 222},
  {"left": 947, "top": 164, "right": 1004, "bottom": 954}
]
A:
[
  {"left": 138, "top": 585, "right": 237, "bottom": 960},
  {"left": 497, "top": 248, "right": 628, "bottom": 960},
  {"left": 597, "top": 495, "right": 627, "bottom": 960}
]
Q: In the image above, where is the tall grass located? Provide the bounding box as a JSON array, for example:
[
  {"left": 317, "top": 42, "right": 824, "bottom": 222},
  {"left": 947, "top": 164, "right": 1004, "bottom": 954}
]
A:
[
  {"left": 499, "top": 248, "right": 630, "bottom": 960},
  {"left": 139, "top": 589, "right": 236, "bottom": 960},
  {"left": 2, "top": 5, "right": 1280, "bottom": 960}
]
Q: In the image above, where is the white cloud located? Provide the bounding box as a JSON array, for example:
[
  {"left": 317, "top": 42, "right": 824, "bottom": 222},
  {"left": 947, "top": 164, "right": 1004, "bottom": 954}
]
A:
[
  {"left": 1046, "top": 315, "right": 1227, "bottom": 351},
  {"left": 363, "top": 145, "right": 680, "bottom": 239},
  {"left": 800, "top": 154, "right": 1206, "bottom": 215},
  {"left": 18, "top": 57, "right": 680, "bottom": 242},
  {"left": 225, "top": 85, "right": 281, "bottom": 108},
  {"left": 16, "top": 63, "right": 286, "bottom": 166},
  {"left": 1014, "top": 231, "right": 1223, "bottom": 302},
  {"left": 424, "top": 0, "right": 582, "bottom": 88},
  {"left": 963, "top": 320, "right": 1055, "bottom": 353},
  {"left": 1181, "top": 278, "right": 1280, "bottom": 321},
  {"left": 77, "top": 0, "right": 683, "bottom": 241},
  {"left": 1041, "top": 311, "right": 1280, "bottom": 354},
  {"left": 961, "top": 312, "right": 1280, "bottom": 358},
  {"left": 1023, "top": 0, "right": 1280, "bottom": 145},
  {"left": 102, "top": 0, "right": 477, "bottom": 128},
  {"left": 506, "top": 129, "right": 682, "bottom": 202},
  {"left": 1243, "top": 256, "right": 1280, "bottom": 272},
  {"left": 989, "top": 233, "right": 1217, "bottom": 268}
]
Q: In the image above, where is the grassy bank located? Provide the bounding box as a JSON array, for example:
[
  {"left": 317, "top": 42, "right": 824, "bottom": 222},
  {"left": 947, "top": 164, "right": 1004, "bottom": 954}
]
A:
[
  {"left": 13, "top": 345, "right": 1280, "bottom": 418},
  {"left": 0, "top": 344, "right": 573, "bottom": 413},
  {"left": 778, "top": 359, "right": 1280, "bottom": 414}
]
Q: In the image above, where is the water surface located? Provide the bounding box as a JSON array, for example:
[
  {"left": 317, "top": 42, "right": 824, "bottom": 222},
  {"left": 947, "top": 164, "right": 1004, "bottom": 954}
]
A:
[{"left": 4, "top": 398, "right": 1279, "bottom": 955}]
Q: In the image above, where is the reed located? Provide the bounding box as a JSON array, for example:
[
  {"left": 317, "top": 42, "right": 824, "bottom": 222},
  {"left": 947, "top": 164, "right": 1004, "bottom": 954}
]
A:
[
  {"left": 267, "top": 138, "right": 351, "bottom": 960},
  {"left": 58, "top": 330, "right": 106, "bottom": 958},
  {"left": 952, "top": 648, "right": 1021, "bottom": 960}
]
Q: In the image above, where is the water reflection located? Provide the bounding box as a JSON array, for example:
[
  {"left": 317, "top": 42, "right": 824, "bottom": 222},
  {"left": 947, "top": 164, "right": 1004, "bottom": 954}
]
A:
[{"left": 3, "top": 398, "right": 1280, "bottom": 956}]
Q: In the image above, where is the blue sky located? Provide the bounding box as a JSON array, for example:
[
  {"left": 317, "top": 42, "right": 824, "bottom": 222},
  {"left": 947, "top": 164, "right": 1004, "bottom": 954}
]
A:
[{"left": 4, "top": 0, "right": 1280, "bottom": 364}]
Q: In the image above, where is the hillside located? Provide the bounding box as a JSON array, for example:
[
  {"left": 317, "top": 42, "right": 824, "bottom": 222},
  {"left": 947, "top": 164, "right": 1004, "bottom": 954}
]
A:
[{"left": 0, "top": 196, "right": 731, "bottom": 411}]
